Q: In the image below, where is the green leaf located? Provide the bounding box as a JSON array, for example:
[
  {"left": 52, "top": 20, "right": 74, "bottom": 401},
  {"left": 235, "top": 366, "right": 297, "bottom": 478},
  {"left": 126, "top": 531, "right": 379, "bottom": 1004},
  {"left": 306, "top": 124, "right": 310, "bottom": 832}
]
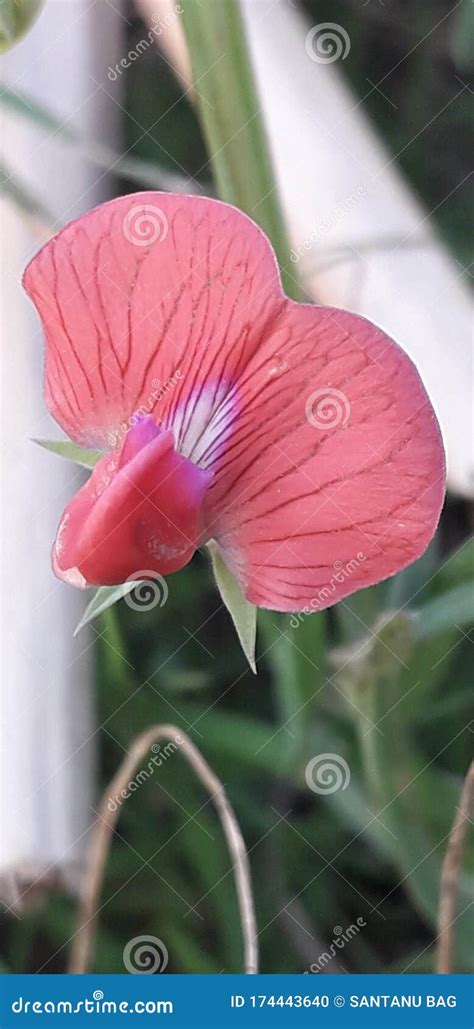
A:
[
  {"left": 417, "top": 582, "right": 474, "bottom": 638},
  {"left": 385, "top": 538, "right": 439, "bottom": 610},
  {"left": 208, "top": 542, "right": 257, "bottom": 673},
  {"left": 165, "top": 926, "right": 221, "bottom": 975},
  {"left": 33, "top": 437, "right": 101, "bottom": 469},
  {"left": 260, "top": 609, "right": 326, "bottom": 768},
  {"left": 180, "top": 0, "right": 300, "bottom": 300},
  {"left": 387, "top": 537, "right": 474, "bottom": 613},
  {"left": 0, "top": 0, "right": 43, "bottom": 53},
  {"left": 329, "top": 611, "right": 418, "bottom": 694},
  {"left": 433, "top": 537, "right": 474, "bottom": 592},
  {"left": 345, "top": 612, "right": 474, "bottom": 964},
  {"left": 182, "top": 704, "right": 294, "bottom": 778},
  {"left": 451, "top": 0, "right": 474, "bottom": 72},
  {"left": 74, "top": 583, "right": 139, "bottom": 636}
]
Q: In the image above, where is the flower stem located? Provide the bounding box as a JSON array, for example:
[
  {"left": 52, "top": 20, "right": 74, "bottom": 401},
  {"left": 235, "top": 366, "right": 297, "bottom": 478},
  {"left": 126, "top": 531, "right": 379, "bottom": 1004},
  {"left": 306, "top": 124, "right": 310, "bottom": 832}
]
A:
[
  {"left": 436, "top": 760, "right": 474, "bottom": 973},
  {"left": 181, "top": 0, "right": 300, "bottom": 300},
  {"left": 68, "top": 724, "right": 258, "bottom": 974}
]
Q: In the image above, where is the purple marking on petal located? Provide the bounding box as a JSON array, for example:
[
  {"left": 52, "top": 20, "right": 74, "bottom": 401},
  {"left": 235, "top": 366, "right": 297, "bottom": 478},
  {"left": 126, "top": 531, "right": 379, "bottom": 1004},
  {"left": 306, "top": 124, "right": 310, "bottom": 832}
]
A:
[{"left": 118, "top": 414, "right": 163, "bottom": 468}]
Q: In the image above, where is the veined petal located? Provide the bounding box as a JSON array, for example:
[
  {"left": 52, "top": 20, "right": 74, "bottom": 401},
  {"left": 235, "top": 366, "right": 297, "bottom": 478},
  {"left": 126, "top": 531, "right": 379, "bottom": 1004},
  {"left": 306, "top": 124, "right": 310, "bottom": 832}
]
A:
[
  {"left": 206, "top": 303, "right": 445, "bottom": 611},
  {"left": 53, "top": 418, "right": 211, "bottom": 587},
  {"left": 25, "top": 192, "right": 445, "bottom": 608},
  {"left": 23, "top": 192, "right": 282, "bottom": 449}
]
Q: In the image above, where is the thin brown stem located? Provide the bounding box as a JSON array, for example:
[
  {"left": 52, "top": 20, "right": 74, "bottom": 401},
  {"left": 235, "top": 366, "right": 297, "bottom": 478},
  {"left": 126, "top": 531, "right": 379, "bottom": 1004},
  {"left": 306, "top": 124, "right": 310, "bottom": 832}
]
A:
[
  {"left": 68, "top": 724, "right": 258, "bottom": 975},
  {"left": 436, "top": 760, "right": 474, "bottom": 973}
]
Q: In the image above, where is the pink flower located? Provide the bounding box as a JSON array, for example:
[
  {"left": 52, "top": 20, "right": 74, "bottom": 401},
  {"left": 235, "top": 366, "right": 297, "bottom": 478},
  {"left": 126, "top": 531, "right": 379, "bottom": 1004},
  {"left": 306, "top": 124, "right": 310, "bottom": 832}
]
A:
[{"left": 24, "top": 192, "right": 445, "bottom": 610}]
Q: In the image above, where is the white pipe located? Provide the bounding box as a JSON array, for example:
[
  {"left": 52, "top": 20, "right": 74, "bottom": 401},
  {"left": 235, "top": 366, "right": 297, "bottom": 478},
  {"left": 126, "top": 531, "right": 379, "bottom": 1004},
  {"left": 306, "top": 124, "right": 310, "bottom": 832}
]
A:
[{"left": 0, "top": 0, "right": 123, "bottom": 908}]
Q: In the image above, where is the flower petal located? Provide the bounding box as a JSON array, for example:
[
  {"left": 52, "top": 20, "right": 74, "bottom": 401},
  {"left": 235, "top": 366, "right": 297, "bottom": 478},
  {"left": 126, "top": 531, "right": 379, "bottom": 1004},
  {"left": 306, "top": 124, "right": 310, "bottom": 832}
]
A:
[
  {"left": 23, "top": 192, "right": 282, "bottom": 449},
  {"left": 206, "top": 303, "right": 445, "bottom": 611},
  {"left": 53, "top": 419, "right": 212, "bottom": 586}
]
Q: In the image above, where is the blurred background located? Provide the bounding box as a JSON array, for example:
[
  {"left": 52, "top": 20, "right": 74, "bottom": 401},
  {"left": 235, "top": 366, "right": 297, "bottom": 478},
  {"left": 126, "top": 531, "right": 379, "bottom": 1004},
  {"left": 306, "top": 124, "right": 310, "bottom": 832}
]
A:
[{"left": 0, "top": 0, "right": 473, "bottom": 974}]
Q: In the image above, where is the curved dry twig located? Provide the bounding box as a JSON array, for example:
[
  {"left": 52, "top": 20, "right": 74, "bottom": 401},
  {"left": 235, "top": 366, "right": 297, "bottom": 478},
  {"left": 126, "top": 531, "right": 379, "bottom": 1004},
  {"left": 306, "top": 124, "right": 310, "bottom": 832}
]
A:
[
  {"left": 68, "top": 724, "right": 258, "bottom": 975},
  {"left": 436, "top": 760, "right": 474, "bottom": 974}
]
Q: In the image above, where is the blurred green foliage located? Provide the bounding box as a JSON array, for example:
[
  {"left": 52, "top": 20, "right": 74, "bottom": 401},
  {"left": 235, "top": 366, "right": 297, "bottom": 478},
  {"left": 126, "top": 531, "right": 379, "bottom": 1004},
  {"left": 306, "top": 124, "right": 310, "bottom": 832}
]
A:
[
  {"left": 0, "top": 0, "right": 43, "bottom": 53},
  {"left": 1, "top": 0, "right": 473, "bottom": 976},
  {"left": 304, "top": 0, "right": 474, "bottom": 265}
]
